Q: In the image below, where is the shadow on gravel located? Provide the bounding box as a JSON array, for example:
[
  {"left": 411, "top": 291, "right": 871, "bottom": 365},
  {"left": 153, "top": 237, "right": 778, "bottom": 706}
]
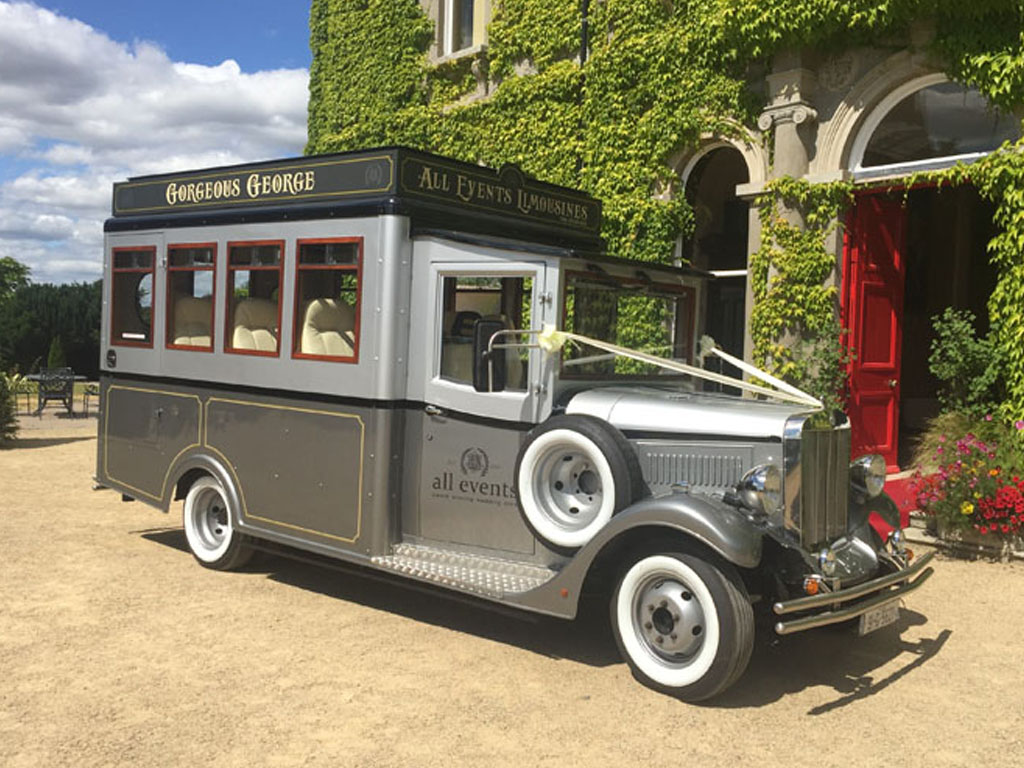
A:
[
  {"left": 140, "top": 528, "right": 621, "bottom": 668},
  {"left": 139, "top": 527, "right": 950, "bottom": 703},
  {"left": 3, "top": 435, "right": 95, "bottom": 450},
  {"left": 712, "top": 609, "right": 952, "bottom": 711}
]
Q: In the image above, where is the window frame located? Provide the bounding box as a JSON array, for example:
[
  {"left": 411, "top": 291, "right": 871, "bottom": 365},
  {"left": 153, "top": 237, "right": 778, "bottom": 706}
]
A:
[
  {"left": 224, "top": 239, "right": 285, "bottom": 358},
  {"left": 165, "top": 242, "right": 217, "bottom": 353},
  {"left": 110, "top": 245, "right": 157, "bottom": 349},
  {"left": 559, "top": 269, "right": 698, "bottom": 379},
  {"left": 291, "top": 236, "right": 363, "bottom": 364}
]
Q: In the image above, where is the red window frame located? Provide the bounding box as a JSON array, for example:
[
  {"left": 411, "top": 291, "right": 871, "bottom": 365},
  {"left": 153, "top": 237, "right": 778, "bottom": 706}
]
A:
[
  {"left": 110, "top": 245, "right": 156, "bottom": 348},
  {"left": 291, "top": 237, "right": 363, "bottom": 364},
  {"left": 224, "top": 239, "right": 285, "bottom": 358},
  {"left": 166, "top": 242, "right": 217, "bottom": 352}
]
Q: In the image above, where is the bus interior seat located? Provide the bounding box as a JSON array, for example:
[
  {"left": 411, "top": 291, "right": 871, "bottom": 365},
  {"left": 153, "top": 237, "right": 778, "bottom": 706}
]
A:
[
  {"left": 171, "top": 295, "right": 212, "bottom": 347},
  {"left": 482, "top": 314, "right": 524, "bottom": 390},
  {"left": 232, "top": 298, "right": 278, "bottom": 352},
  {"left": 440, "top": 311, "right": 524, "bottom": 389},
  {"left": 301, "top": 298, "right": 355, "bottom": 357},
  {"left": 440, "top": 310, "right": 478, "bottom": 383}
]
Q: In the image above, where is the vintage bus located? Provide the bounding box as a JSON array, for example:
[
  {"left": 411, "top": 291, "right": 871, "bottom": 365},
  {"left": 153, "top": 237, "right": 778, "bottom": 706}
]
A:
[{"left": 97, "top": 147, "right": 934, "bottom": 700}]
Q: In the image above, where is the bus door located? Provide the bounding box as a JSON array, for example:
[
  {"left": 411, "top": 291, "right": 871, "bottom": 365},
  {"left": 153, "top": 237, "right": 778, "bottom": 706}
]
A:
[{"left": 407, "top": 256, "right": 552, "bottom": 555}]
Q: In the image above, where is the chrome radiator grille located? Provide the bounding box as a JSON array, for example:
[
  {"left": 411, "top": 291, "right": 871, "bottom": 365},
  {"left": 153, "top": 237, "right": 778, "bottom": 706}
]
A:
[
  {"left": 797, "top": 423, "right": 851, "bottom": 547},
  {"left": 637, "top": 442, "right": 754, "bottom": 495}
]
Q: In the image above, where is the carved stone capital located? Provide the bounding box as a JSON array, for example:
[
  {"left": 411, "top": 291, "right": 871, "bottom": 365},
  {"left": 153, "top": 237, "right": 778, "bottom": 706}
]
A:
[{"left": 757, "top": 103, "right": 819, "bottom": 131}]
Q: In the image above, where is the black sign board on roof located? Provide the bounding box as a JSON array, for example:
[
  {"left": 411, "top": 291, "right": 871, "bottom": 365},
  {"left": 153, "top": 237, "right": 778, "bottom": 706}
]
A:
[{"left": 111, "top": 147, "right": 602, "bottom": 237}]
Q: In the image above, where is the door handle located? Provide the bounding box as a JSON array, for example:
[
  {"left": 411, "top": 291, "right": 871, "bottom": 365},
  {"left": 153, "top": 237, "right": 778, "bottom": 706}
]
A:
[
  {"left": 887, "top": 379, "right": 898, "bottom": 388},
  {"left": 424, "top": 404, "right": 444, "bottom": 417}
]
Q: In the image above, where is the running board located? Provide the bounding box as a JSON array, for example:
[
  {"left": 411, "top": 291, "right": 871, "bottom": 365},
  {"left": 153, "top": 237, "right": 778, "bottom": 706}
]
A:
[{"left": 372, "top": 543, "right": 558, "bottom": 599}]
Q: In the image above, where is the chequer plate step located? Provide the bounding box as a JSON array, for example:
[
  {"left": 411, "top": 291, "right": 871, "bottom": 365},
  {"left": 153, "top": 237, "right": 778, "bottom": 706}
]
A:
[{"left": 371, "top": 543, "right": 557, "bottom": 599}]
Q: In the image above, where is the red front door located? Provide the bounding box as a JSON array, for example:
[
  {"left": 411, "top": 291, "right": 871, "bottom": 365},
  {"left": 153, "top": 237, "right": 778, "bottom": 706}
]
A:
[{"left": 843, "top": 193, "right": 906, "bottom": 471}]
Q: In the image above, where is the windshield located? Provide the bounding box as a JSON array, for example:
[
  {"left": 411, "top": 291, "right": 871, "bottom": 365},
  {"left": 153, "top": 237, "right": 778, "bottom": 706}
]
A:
[{"left": 561, "top": 271, "right": 696, "bottom": 377}]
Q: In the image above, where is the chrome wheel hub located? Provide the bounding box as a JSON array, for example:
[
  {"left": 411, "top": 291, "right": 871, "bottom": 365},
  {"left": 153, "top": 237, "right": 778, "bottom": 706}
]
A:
[
  {"left": 193, "top": 489, "right": 229, "bottom": 551},
  {"left": 533, "top": 450, "right": 604, "bottom": 529},
  {"left": 634, "top": 577, "right": 706, "bottom": 659}
]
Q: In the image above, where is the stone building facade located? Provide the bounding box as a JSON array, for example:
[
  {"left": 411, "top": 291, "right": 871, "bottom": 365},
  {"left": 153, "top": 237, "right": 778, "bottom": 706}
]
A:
[{"left": 409, "top": 6, "right": 1020, "bottom": 472}]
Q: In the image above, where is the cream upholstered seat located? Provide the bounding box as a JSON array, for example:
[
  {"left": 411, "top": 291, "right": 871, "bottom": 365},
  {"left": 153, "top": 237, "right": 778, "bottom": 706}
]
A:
[
  {"left": 440, "top": 309, "right": 476, "bottom": 383},
  {"left": 232, "top": 298, "right": 279, "bottom": 352},
  {"left": 439, "top": 312, "right": 525, "bottom": 389},
  {"left": 440, "top": 339, "right": 475, "bottom": 383},
  {"left": 483, "top": 314, "right": 524, "bottom": 390},
  {"left": 171, "top": 295, "right": 212, "bottom": 347},
  {"left": 300, "top": 298, "right": 356, "bottom": 357}
]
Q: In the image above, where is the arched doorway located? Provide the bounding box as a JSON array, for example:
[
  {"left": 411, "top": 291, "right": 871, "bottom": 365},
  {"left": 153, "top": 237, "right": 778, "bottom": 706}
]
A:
[
  {"left": 680, "top": 146, "right": 751, "bottom": 382},
  {"left": 842, "top": 80, "right": 1019, "bottom": 470}
]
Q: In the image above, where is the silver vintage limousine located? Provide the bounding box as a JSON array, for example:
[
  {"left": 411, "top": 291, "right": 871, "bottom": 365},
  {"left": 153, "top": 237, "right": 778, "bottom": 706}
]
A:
[{"left": 96, "top": 147, "right": 933, "bottom": 701}]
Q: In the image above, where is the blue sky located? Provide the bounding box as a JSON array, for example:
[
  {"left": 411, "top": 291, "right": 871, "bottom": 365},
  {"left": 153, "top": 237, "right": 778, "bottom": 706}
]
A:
[
  {"left": 0, "top": 1, "right": 311, "bottom": 283},
  {"left": 47, "top": 1, "right": 312, "bottom": 71}
]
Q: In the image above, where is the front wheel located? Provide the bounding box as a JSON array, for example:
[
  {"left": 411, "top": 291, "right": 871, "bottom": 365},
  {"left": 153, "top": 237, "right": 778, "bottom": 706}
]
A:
[
  {"left": 611, "top": 550, "right": 754, "bottom": 701},
  {"left": 182, "top": 476, "right": 253, "bottom": 571}
]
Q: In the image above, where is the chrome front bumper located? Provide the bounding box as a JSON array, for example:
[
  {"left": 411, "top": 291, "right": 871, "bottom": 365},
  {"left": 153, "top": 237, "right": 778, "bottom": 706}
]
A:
[{"left": 772, "top": 550, "right": 936, "bottom": 635}]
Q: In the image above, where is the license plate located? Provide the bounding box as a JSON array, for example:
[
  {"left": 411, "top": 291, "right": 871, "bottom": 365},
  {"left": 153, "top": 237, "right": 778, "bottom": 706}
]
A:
[{"left": 858, "top": 600, "right": 900, "bottom": 636}]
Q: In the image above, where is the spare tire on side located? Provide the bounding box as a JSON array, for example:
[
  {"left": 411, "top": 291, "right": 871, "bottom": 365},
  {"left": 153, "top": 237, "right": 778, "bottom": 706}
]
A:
[{"left": 514, "top": 414, "right": 645, "bottom": 551}]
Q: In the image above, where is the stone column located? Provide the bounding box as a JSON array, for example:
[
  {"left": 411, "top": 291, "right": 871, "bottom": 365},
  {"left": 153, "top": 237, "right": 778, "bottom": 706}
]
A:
[{"left": 749, "top": 53, "right": 822, "bottom": 363}]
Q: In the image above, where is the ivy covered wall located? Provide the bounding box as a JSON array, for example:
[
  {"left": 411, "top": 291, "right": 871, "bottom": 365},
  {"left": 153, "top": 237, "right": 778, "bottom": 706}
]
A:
[{"left": 306, "top": 0, "right": 1024, "bottom": 415}]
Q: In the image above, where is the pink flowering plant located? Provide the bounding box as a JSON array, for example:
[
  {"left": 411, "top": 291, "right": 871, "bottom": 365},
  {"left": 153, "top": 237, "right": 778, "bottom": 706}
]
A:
[{"left": 912, "top": 418, "right": 1024, "bottom": 537}]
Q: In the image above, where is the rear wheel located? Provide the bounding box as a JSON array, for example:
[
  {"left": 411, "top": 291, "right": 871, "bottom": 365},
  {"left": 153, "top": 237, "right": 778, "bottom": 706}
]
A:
[
  {"left": 182, "top": 476, "right": 253, "bottom": 570},
  {"left": 611, "top": 550, "right": 753, "bottom": 701}
]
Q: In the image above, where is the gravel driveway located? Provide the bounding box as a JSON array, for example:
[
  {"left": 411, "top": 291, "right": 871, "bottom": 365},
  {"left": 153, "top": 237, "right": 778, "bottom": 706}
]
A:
[{"left": 2, "top": 416, "right": 1022, "bottom": 767}]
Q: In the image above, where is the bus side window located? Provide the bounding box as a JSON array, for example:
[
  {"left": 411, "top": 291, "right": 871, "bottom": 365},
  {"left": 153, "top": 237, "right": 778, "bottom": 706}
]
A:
[
  {"left": 226, "top": 241, "right": 283, "bottom": 356},
  {"left": 439, "top": 275, "right": 530, "bottom": 390},
  {"left": 167, "top": 244, "right": 215, "bottom": 351},
  {"left": 293, "top": 239, "right": 362, "bottom": 362},
  {"left": 111, "top": 247, "right": 156, "bottom": 347}
]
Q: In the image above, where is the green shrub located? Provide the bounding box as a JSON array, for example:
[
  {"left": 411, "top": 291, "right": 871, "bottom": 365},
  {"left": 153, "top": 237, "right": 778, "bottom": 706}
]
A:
[
  {"left": 928, "top": 307, "right": 1003, "bottom": 417},
  {"left": 0, "top": 373, "right": 19, "bottom": 445}
]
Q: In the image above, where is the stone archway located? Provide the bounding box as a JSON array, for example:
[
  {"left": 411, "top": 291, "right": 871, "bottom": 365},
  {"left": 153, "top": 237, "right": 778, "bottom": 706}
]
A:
[{"left": 673, "top": 142, "right": 760, "bottom": 379}]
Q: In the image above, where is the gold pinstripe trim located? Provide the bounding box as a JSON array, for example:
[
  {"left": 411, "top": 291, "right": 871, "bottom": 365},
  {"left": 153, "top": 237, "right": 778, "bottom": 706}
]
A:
[
  {"left": 103, "top": 385, "right": 203, "bottom": 502},
  {"left": 204, "top": 397, "right": 365, "bottom": 544}
]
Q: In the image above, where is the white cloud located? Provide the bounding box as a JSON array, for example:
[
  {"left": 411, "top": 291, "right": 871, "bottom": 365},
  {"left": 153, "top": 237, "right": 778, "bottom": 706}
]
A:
[{"left": 0, "top": 1, "right": 309, "bottom": 283}]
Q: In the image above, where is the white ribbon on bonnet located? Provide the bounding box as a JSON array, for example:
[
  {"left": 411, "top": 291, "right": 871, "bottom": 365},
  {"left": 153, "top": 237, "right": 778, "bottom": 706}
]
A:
[{"left": 534, "top": 324, "right": 823, "bottom": 410}]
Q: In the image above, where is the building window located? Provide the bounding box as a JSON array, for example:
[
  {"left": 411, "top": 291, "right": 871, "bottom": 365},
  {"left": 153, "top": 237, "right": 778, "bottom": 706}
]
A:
[
  {"left": 439, "top": 274, "right": 530, "bottom": 390},
  {"left": 439, "top": 0, "right": 487, "bottom": 57},
  {"left": 110, "top": 246, "right": 155, "bottom": 347},
  {"left": 226, "top": 241, "right": 283, "bottom": 356},
  {"left": 862, "top": 83, "right": 1019, "bottom": 169},
  {"left": 293, "top": 239, "right": 362, "bottom": 362},
  {"left": 166, "top": 243, "right": 216, "bottom": 352}
]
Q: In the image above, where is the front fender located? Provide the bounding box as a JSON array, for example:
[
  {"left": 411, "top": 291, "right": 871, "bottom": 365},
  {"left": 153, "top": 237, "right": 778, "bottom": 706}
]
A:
[
  {"left": 583, "top": 493, "right": 764, "bottom": 570},
  {"left": 507, "top": 491, "right": 763, "bottom": 619}
]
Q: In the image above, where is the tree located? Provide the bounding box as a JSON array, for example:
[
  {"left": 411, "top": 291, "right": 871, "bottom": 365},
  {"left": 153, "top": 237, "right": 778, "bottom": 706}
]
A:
[
  {"left": 47, "top": 336, "right": 67, "bottom": 369},
  {"left": 0, "top": 281, "right": 102, "bottom": 378},
  {"left": 0, "top": 257, "right": 30, "bottom": 304}
]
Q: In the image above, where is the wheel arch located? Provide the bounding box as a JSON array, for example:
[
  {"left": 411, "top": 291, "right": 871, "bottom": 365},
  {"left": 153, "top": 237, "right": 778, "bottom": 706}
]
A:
[
  {"left": 514, "top": 494, "right": 763, "bottom": 619},
  {"left": 166, "top": 451, "right": 244, "bottom": 527}
]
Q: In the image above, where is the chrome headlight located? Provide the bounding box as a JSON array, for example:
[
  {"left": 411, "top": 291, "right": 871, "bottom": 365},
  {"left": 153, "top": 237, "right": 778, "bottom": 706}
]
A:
[
  {"left": 737, "top": 464, "right": 782, "bottom": 515},
  {"left": 850, "top": 454, "right": 886, "bottom": 498}
]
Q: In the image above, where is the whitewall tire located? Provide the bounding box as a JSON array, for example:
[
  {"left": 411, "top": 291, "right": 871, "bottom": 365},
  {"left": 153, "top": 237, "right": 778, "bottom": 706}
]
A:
[
  {"left": 182, "top": 475, "right": 253, "bottom": 571},
  {"left": 611, "top": 550, "right": 754, "bottom": 701},
  {"left": 514, "top": 415, "right": 643, "bottom": 551}
]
